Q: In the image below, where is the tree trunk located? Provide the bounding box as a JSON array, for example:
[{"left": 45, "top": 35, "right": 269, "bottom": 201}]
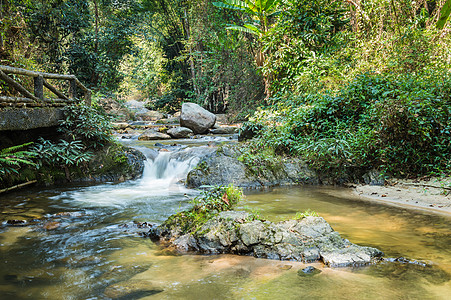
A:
[
  {"left": 0, "top": 0, "right": 3, "bottom": 50},
  {"left": 91, "top": 0, "right": 100, "bottom": 87},
  {"left": 184, "top": 7, "right": 199, "bottom": 98}
]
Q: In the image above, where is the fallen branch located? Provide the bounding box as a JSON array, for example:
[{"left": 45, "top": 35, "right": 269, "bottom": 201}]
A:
[
  {"left": 0, "top": 180, "right": 38, "bottom": 194},
  {"left": 401, "top": 182, "right": 451, "bottom": 191}
]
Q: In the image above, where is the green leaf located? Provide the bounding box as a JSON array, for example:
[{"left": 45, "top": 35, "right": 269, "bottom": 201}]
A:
[
  {"left": 212, "top": 1, "right": 246, "bottom": 11},
  {"left": 243, "top": 23, "right": 262, "bottom": 35},
  {"left": 437, "top": 0, "right": 451, "bottom": 29},
  {"left": 226, "top": 24, "right": 259, "bottom": 35}
]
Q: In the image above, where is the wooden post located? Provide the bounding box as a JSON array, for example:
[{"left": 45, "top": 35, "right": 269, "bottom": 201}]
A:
[
  {"left": 69, "top": 79, "right": 77, "bottom": 99},
  {"left": 34, "top": 75, "right": 44, "bottom": 100},
  {"left": 84, "top": 90, "right": 91, "bottom": 106}
]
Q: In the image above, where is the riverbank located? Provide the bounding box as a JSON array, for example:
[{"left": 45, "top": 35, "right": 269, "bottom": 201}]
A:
[{"left": 346, "top": 177, "right": 451, "bottom": 216}]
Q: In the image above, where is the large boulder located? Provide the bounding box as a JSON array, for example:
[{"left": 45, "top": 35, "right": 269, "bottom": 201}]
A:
[
  {"left": 167, "top": 127, "right": 193, "bottom": 138},
  {"left": 180, "top": 103, "right": 216, "bottom": 134},
  {"left": 138, "top": 130, "right": 171, "bottom": 140},
  {"left": 147, "top": 212, "right": 384, "bottom": 267},
  {"left": 186, "top": 145, "right": 318, "bottom": 188}
]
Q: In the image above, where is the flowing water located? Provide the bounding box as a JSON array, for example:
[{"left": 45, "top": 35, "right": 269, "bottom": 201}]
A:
[{"left": 0, "top": 140, "right": 450, "bottom": 299}]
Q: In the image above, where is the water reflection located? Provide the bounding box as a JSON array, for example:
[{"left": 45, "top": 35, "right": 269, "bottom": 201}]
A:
[{"left": 0, "top": 152, "right": 450, "bottom": 299}]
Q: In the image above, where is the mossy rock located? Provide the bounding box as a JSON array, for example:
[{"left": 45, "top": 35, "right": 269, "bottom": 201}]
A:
[{"left": 1, "top": 143, "right": 145, "bottom": 189}]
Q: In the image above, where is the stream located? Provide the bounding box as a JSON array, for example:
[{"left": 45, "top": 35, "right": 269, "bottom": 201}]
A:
[{"left": 0, "top": 138, "right": 450, "bottom": 299}]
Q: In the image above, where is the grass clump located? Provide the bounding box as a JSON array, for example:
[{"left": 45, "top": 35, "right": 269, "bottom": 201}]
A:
[
  {"left": 294, "top": 210, "right": 320, "bottom": 220},
  {"left": 163, "top": 185, "right": 244, "bottom": 234}
]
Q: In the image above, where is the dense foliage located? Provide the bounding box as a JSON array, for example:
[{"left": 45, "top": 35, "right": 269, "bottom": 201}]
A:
[
  {"left": 244, "top": 72, "right": 451, "bottom": 177},
  {"left": 1, "top": 0, "right": 140, "bottom": 91},
  {"left": 1, "top": 0, "right": 451, "bottom": 178},
  {"left": 59, "top": 103, "right": 113, "bottom": 149}
]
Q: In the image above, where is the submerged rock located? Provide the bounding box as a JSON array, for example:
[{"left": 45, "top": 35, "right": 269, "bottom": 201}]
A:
[
  {"left": 42, "top": 221, "right": 60, "bottom": 230},
  {"left": 147, "top": 212, "right": 383, "bottom": 267},
  {"left": 180, "top": 103, "right": 216, "bottom": 134},
  {"left": 298, "top": 266, "right": 322, "bottom": 276}
]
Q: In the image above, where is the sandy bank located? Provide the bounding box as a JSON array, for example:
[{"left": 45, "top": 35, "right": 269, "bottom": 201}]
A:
[{"left": 348, "top": 177, "right": 451, "bottom": 216}]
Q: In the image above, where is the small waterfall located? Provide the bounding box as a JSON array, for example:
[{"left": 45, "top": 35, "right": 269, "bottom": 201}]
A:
[
  {"left": 55, "top": 149, "right": 202, "bottom": 208},
  {"left": 143, "top": 151, "right": 198, "bottom": 181}
]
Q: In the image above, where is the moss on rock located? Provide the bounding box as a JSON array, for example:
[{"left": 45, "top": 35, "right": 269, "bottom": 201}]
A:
[{"left": 1, "top": 143, "right": 145, "bottom": 189}]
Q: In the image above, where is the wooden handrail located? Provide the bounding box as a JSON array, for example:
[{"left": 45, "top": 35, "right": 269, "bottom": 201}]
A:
[
  {"left": 0, "top": 65, "right": 91, "bottom": 106},
  {"left": 0, "top": 65, "right": 90, "bottom": 92}
]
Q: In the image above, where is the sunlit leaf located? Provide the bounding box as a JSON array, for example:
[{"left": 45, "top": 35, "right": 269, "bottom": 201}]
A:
[{"left": 437, "top": 0, "right": 451, "bottom": 29}]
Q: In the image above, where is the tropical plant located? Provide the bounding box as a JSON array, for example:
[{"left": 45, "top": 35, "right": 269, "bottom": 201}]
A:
[
  {"left": 212, "top": 0, "right": 281, "bottom": 37},
  {"left": 0, "top": 143, "right": 37, "bottom": 178},
  {"left": 33, "top": 138, "right": 93, "bottom": 168},
  {"left": 437, "top": 0, "right": 451, "bottom": 29},
  {"left": 213, "top": 0, "right": 280, "bottom": 70},
  {"left": 32, "top": 138, "right": 93, "bottom": 181},
  {"left": 59, "top": 103, "right": 112, "bottom": 149}
]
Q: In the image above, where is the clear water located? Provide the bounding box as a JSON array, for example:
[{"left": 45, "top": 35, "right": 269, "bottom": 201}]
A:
[{"left": 0, "top": 143, "right": 450, "bottom": 299}]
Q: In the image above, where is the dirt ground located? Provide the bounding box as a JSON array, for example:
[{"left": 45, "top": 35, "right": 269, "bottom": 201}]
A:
[{"left": 350, "top": 177, "right": 451, "bottom": 215}]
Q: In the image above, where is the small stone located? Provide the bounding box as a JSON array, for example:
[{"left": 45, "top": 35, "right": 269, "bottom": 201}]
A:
[
  {"left": 297, "top": 266, "right": 321, "bottom": 277},
  {"left": 43, "top": 221, "right": 60, "bottom": 230},
  {"left": 6, "top": 220, "right": 26, "bottom": 226},
  {"left": 278, "top": 265, "right": 292, "bottom": 270}
]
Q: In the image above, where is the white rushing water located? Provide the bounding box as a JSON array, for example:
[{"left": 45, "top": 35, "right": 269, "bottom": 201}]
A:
[{"left": 53, "top": 148, "right": 203, "bottom": 208}]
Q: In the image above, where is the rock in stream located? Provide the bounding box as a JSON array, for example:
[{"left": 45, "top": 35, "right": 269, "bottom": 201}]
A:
[{"left": 146, "top": 211, "right": 383, "bottom": 267}]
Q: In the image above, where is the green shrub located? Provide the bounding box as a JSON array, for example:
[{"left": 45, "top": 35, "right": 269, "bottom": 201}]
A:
[
  {"left": 192, "top": 184, "right": 244, "bottom": 213},
  {"left": 245, "top": 71, "right": 451, "bottom": 177},
  {"left": 33, "top": 138, "right": 93, "bottom": 169},
  {"left": 59, "top": 103, "right": 113, "bottom": 149},
  {"left": 294, "top": 209, "right": 319, "bottom": 220},
  {"left": 163, "top": 184, "right": 244, "bottom": 234}
]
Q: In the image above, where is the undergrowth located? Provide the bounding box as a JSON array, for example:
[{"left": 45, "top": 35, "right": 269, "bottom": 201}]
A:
[
  {"left": 163, "top": 185, "right": 244, "bottom": 234},
  {"left": 244, "top": 71, "right": 451, "bottom": 178}
]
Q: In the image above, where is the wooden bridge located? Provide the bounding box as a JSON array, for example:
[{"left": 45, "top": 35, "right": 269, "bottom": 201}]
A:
[{"left": 0, "top": 65, "right": 91, "bottom": 131}]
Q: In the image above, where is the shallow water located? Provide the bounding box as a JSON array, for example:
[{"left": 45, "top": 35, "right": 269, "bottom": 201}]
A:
[{"left": 0, "top": 143, "right": 450, "bottom": 299}]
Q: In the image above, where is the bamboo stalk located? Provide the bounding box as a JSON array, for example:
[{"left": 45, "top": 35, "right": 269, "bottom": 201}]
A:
[{"left": 0, "top": 180, "right": 38, "bottom": 194}]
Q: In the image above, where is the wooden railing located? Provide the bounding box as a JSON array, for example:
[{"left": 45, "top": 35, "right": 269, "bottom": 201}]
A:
[{"left": 0, "top": 65, "right": 91, "bottom": 107}]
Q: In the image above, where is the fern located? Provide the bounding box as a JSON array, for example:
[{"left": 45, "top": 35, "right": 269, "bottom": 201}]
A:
[{"left": 0, "top": 142, "right": 37, "bottom": 177}]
